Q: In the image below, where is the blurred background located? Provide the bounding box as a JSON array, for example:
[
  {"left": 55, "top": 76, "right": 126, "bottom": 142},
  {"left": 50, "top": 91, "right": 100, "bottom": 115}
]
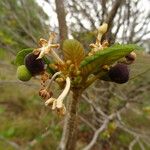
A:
[{"left": 0, "top": 0, "right": 150, "bottom": 149}]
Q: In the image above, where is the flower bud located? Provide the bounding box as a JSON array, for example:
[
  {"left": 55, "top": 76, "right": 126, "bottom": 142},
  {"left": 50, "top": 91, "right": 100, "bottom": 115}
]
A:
[
  {"left": 66, "top": 60, "right": 72, "bottom": 65},
  {"left": 55, "top": 77, "right": 64, "bottom": 83},
  {"left": 76, "top": 70, "right": 81, "bottom": 76},
  {"left": 109, "top": 63, "right": 129, "bottom": 84},
  {"left": 24, "top": 53, "right": 45, "bottom": 75},
  {"left": 39, "top": 89, "right": 53, "bottom": 100},
  {"left": 98, "top": 23, "right": 108, "bottom": 34},
  {"left": 69, "top": 64, "right": 75, "bottom": 70}
]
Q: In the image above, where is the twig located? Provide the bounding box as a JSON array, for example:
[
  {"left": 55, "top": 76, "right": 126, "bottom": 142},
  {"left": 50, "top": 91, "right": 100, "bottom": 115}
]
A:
[
  {"left": 82, "top": 94, "right": 107, "bottom": 118},
  {"left": 83, "top": 113, "right": 116, "bottom": 150},
  {"left": 129, "top": 137, "right": 139, "bottom": 150},
  {"left": 138, "top": 140, "right": 145, "bottom": 150},
  {"left": 82, "top": 119, "right": 109, "bottom": 150},
  {"left": 117, "top": 112, "right": 150, "bottom": 136},
  {"left": 26, "top": 130, "right": 52, "bottom": 148},
  {"left": 79, "top": 115, "right": 96, "bottom": 131}
]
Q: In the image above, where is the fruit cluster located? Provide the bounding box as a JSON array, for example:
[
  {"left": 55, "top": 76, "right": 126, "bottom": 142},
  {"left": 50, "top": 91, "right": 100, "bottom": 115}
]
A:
[{"left": 17, "top": 53, "right": 45, "bottom": 81}]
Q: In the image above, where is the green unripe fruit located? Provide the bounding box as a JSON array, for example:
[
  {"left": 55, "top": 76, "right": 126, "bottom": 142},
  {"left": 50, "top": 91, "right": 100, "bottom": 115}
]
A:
[{"left": 17, "top": 65, "right": 32, "bottom": 81}]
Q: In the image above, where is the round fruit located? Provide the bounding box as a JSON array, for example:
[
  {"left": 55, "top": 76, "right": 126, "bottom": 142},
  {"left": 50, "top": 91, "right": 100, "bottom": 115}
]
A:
[
  {"left": 17, "top": 65, "right": 32, "bottom": 81},
  {"left": 24, "top": 53, "right": 44, "bottom": 75},
  {"left": 108, "top": 63, "right": 129, "bottom": 84}
]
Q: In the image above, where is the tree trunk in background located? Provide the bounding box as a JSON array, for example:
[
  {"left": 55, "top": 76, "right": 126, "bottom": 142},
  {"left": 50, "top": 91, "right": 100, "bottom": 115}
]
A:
[
  {"left": 103, "top": 0, "right": 124, "bottom": 44},
  {"left": 55, "top": 0, "right": 68, "bottom": 46}
]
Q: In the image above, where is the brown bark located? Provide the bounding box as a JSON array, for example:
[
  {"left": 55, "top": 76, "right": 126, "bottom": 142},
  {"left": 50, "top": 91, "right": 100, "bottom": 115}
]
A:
[
  {"left": 58, "top": 89, "right": 82, "bottom": 150},
  {"left": 101, "top": 0, "right": 107, "bottom": 22},
  {"left": 103, "top": 0, "right": 124, "bottom": 44}
]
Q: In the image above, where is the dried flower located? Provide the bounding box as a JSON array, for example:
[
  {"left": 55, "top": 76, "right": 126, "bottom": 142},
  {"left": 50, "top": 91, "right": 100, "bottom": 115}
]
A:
[
  {"left": 34, "top": 32, "right": 64, "bottom": 65},
  {"left": 39, "top": 89, "right": 53, "bottom": 100}
]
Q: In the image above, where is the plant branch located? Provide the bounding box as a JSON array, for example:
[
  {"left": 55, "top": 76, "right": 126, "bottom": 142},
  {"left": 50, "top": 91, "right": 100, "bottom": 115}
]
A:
[
  {"left": 58, "top": 88, "right": 82, "bottom": 150},
  {"left": 83, "top": 113, "right": 117, "bottom": 150}
]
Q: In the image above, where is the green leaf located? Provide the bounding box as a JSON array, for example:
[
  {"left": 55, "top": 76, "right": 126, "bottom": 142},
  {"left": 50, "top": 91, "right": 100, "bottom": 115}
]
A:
[
  {"left": 15, "top": 48, "right": 33, "bottom": 66},
  {"left": 63, "top": 39, "right": 85, "bottom": 66},
  {"left": 80, "top": 44, "right": 141, "bottom": 76}
]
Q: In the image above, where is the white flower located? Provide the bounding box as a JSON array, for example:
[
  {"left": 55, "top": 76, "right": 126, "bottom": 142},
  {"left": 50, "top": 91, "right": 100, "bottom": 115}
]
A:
[
  {"left": 45, "top": 76, "right": 71, "bottom": 115},
  {"left": 46, "top": 71, "right": 62, "bottom": 91}
]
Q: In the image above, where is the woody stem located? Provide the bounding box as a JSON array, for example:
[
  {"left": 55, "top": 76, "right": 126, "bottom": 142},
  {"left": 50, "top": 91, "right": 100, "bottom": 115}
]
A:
[{"left": 58, "top": 88, "right": 82, "bottom": 150}]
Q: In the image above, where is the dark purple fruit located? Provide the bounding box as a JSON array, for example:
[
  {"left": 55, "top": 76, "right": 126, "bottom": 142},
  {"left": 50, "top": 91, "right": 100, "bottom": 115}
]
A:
[
  {"left": 109, "top": 63, "right": 129, "bottom": 84},
  {"left": 24, "top": 53, "right": 44, "bottom": 75}
]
